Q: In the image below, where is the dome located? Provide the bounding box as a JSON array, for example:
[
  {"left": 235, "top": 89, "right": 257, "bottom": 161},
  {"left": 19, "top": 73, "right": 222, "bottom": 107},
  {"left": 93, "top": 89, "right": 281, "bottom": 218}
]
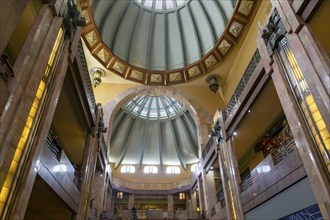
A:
[
  {"left": 109, "top": 95, "right": 199, "bottom": 170},
  {"left": 81, "top": 0, "right": 257, "bottom": 85}
]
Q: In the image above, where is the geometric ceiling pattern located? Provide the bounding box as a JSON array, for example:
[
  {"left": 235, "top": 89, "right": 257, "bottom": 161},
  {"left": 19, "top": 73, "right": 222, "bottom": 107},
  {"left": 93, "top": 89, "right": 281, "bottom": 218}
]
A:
[{"left": 79, "top": 0, "right": 257, "bottom": 85}]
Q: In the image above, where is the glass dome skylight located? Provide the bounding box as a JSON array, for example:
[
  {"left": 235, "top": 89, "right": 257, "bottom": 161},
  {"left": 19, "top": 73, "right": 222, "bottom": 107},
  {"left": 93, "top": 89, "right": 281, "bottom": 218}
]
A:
[
  {"left": 122, "top": 95, "right": 185, "bottom": 120},
  {"left": 135, "top": 0, "right": 187, "bottom": 11}
]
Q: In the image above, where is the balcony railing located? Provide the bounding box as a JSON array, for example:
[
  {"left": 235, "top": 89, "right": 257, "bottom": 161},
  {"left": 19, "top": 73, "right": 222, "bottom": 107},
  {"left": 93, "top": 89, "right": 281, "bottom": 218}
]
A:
[
  {"left": 45, "top": 131, "right": 62, "bottom": 161},
  {"left": 240, "top": 139, "right": 296, "bottom": 192},
  {"left": 240, "top": 174, "right": 253, "bottom": 192},
  {"left": 202, "top": 136, "right": 215, "bottom": 159},
  {"left": 217, "top": 189, "right": 225, "bottom": 208},
  {"left": 271, "top": 139, "right": 295, "bottom": 165},
  {"left": 0, "top": 55, "right": 14, "bottom": 81},
  {"left": 224, "top": 50, "right": 261, "bottom": 121}
]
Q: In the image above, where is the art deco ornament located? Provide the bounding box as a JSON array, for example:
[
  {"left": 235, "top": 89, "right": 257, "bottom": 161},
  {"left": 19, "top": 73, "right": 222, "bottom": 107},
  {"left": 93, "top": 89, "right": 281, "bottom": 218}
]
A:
[
  {"left": 205, "top": 74, "right": 221, "bottom": 94},
  {"left": 90, "top": 67, "right": 106, "bottom": 87}
]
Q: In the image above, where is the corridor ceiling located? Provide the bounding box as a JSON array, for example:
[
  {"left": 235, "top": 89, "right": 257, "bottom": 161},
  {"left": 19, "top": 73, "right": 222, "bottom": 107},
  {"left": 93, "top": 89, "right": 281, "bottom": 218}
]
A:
[
  {"left": 109, "top": 95, "right": 199, "bottom": 170},
  {"left": 80, "top": 0, "right": 257, "bottom": 85}
]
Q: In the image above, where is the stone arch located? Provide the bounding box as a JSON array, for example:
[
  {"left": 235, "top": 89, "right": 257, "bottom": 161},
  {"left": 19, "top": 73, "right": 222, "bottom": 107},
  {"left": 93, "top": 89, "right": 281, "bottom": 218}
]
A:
[{"left": 102, "top": 85, "right": 213, "bottom": 158}]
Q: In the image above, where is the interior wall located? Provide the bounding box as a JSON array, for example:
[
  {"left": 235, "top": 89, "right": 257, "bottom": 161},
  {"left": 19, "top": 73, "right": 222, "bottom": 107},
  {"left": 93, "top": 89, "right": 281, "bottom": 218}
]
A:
[
  {"left": 245, "top": 178, "right": 318, "bottom": 220},
  {"left": 309, "top": 0, "right": 330, "bottom": 55}
]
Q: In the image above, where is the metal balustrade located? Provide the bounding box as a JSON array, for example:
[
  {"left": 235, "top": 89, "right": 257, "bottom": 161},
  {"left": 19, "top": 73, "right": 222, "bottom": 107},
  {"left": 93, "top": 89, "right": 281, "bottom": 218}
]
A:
[
  {"left": 271, "top": 139, "right": 295, "bottom": 165},
  {"left": 0, "top": 55, "right": 14, "bottom": 81},
  {"left": 45, "top": 131, "right": 62, "bottom": 161},
  {"left": 240, "top": 174, "right": 253, "bottom": 192},
  {"left": 217, "top": 189, "right": 226, "bottom": 208},
  {"left": 202, "top": 137, "right": 214, "bottom": 159},
  {"left": 224, "top": 50, "right": 261, "bottom": 120}
]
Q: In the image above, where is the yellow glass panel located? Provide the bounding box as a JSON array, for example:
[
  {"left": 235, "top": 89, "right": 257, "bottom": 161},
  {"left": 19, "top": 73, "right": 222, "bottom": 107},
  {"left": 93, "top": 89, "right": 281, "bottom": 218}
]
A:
[
  {"left": 38, "top": 80, "right": 45, "bottom": 91},
  {"left": 312, "top": 111, "right": 322, "bottom": 123},
  {"left": 32, "top": 98, "right": 39, "bottom": 109},
  {"left": 17, "top": 138, "right": 26, "bottom": 150},
  {"left": 36, "top": 88, "right": 44, "bottom": 99},
  {"left": 25, "top": 116, "right": 33, "bottom": 129},
  {"left": 29, "top": 106, "right": 37, "bottom": 118},
  {"left": 308, "top": 102, "right": 318, "bottom": 114},
  {"left": 305, "top": 95, "right": 314, "bottom": 105},
  {"left": 0, "top": 187, "right": 9, "bottom": 202},
  {"left": 21, "top": 126, "right": 30, "bottom": 139},
  {"left": 9, "top": 161, "right": 18, "bottom": 174},
  {"left": 3, "top": 174, "right": 13, "bottom": 188},
  {"left": 13, "top": 149, "right": 23, "bottom": 162},
  {"left": 316, "top": 120, "right": 326, "bottom": 131}
]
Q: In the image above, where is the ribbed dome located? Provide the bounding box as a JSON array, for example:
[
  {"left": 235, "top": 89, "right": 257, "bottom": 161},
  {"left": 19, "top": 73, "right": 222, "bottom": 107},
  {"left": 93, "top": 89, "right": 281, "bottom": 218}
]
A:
[
  {"left": 92, "top": 0, "right": 235, "bottom": 70},
  {"left": 81, "top": 0, "right": 256, "bottom": 85},
  {"left": 110, "top": 95, "right": 198, "bottom": 170}
]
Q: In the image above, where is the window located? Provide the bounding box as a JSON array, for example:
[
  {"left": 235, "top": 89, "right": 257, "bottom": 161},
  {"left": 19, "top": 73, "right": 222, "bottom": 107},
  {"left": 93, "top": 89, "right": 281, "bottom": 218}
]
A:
[
  {"left": 143, "top": 165, "right": 158, "bottom": 174},
  {"left": 120, "top": 165, "right": 135, "bottom": 173},
  {"left": 166, "top": 166, "right": 180, "bottom": 174}
]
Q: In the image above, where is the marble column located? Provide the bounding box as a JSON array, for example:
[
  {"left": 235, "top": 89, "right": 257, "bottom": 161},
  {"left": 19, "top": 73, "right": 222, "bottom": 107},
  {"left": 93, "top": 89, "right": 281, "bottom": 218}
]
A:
[
  {"left": 201, "top": 169, "right": 217, "bottom": 216},
  {"left": 257, "top": 2, "right": 330, "bottom": 218},
  {"left": 216, "top": 111, "right": 244, "bottom": 220},
  {"left": 128, "top": 194, "right": 135, "bottom": 210},
  {"left": 168, "top": 194, "right": 174, "bottom": 219},
  {"left": 197, "top": 176, "right": 205, "bottom": 213},
  {"left": 75, "top": 106, "right": 101, "bottom": 219},
  {"left": 91, "top": 170, "right": 106, "bottom": 215}
]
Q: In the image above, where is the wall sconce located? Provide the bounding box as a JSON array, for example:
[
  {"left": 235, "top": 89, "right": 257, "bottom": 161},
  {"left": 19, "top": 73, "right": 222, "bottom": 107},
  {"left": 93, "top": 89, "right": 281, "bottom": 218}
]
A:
[
  {"left": 179, "top": 192, "right": 185, "bottom": 200},
  {"left": 205, "top": 74, "right": 220, "bottom": 94},
  {"left": 90, "top": 67, "right": 106, "bottom": 87},
  {"left": 117, "top": 191, "right": 123, "bottom": 199}
]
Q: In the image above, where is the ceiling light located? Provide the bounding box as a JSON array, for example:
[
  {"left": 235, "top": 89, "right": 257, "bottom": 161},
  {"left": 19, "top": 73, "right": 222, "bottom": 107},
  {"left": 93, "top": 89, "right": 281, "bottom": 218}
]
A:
[
  {"left": 205, "top": 74, "right": 221, "bottom": 94},
  {"left": 233, "top": 131, "right": 237, "bottom": 136},
  {"left": 248, "top": 109, "right": 251, "bottom": 113},
  {"left": 90, "top": 67, "right": 106, "bottom": 87}
]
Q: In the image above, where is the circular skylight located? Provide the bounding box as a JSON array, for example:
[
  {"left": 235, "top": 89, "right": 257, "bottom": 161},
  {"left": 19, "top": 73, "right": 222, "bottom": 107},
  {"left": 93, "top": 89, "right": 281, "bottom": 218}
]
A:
[
  {"left": 122, "top": 95, "right": 185, "bottom": 120},
  {"left": 135, "top": 0, "right": 188, "bottom": 11}
]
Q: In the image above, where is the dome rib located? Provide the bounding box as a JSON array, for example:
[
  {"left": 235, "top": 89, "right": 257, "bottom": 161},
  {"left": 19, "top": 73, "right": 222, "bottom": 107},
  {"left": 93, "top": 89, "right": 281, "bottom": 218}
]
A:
[
  {"left": 115, "top": 118, "right": 136, "bottom": 168},
  {"left": 145, "top": 12, "right": 155, "bottom": 69},
  {"left": 138, "top": 96, "right": 153, "bottom": 170},
  {"left": 185, "top": 3, "right": 202, "bottom": 61},
  {"left": 112, "top": 1, "right": 133, "bottom": 54},
  {"left": 159, "top": 96, "right": 186, "bottom": 170},
  {"left": 128, "top": 7, "right": 143, "bottom": 66},
  {"left": 197, "top": 1, "right": 217, "bottom": 44},
  {"left": 156, "top": 97, "right": 164, "bottom": 170},
  {"left": 175, "top": 10, "right": 186, "bottom": 68},
  {"left": 98, "top": 0, "right": 119, "bottom": 45}
]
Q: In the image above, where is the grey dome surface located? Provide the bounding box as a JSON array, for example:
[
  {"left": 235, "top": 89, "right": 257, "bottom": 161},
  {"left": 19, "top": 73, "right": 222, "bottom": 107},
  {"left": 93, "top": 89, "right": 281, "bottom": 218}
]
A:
[
  {"left": 110, "top": 95, "right": 198, "bottom": 170},
  {"left": 91, "top": 0, "right": 235, "bottom": 71}
]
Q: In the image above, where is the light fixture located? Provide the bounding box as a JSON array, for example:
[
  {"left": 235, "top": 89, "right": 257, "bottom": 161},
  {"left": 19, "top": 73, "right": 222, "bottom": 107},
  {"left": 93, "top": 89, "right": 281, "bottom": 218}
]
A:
[
  {"left": 117, "top": 191, "right": 123, "bottom": 199},
  {"left": 248, "top": 109, "right": 251, "bottom": 113},
  {"left": 205, "top": 74, "right": 221, "bottom": 94},
  {"left": 90, "top": 67, "right": 106, "bottom": 87},
  {"left": 233, "top": 131, "right": 237, "bottom": 136},
  {"left": 179, "top": 192, "right": 185, "bottom": 200}
]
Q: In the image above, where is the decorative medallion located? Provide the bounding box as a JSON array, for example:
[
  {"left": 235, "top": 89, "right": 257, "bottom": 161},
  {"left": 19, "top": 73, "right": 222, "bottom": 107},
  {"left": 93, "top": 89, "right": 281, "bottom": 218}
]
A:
[
  {"left": 205, "top": 55, "right": 217, "bottom": 69},
  {"left": 218, "top": 39, "right": 231, "bottom": 55},
  {"left": 229, "top": 21, "right": 243, "bottom": 38},
  {"left": 169, "top": 72, "right": 182, "bottom": 82},
  {"left": 238, "top": 0, "right": 254, "bottom": 16},
  {"left": 150, "top": 74, "right": 162, "bottom": 83},
  {"left": 85, "top": 30, "right": 98, "bottom": 47},
  {"left": 112, "top": 61, "right": 125, "bottom": 74},
  {"left": 130, "top": 70, "right": 144, "bottom": 81},
  {"left": 188, "top": 66, "right": 201, "bottom": 78},
  {"left": 97, "top": 48, "right": 110, "bottom": 63}
]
